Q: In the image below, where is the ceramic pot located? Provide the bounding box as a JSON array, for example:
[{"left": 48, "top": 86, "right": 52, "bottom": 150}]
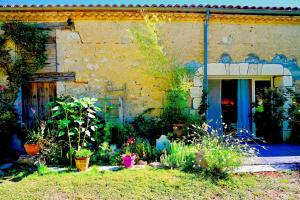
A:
[
  {"left": 121, "top": 154, "right": 136, "bottom": 168},
  {"left": 75, "top": 157, "right": 90, "bottom": 171}
]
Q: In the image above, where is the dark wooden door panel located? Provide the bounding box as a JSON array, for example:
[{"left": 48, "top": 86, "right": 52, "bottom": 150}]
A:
[{"left": 22, "top": 82, "right": 56, "bottom": 127}]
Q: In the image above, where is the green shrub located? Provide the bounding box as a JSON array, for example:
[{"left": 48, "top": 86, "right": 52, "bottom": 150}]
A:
[
  {"left": 161, "top": 142, "right": 197, "bottom": 170},
  {"left": 133, "top": 138, "right": 157, "bottom": 162},
  {"left": 90, "top": 142, "right": 121, "bottom": 165},
  {"left": 0, "top": 85, "right": 19, "bottom": 161},
  {"left": 110, "top": 123, "right": 135, "bottom": 147},
  {"left": 199, "top": 134, "right": 255, "bottom": 176},
  {"left": 108, "top": 151, "right": 123, "bottom": 166},
  {"left": 40, "top": 135, "right": 67, "bottom": 166},
  {"left": 253, "top": 88, "right": 287, "bottom": 143},
  {"left": 288, "top": 91, "right": 300, "bottom": 144},
  {"left": 133, "top": 114, "right": 163, "bottom": 144}
]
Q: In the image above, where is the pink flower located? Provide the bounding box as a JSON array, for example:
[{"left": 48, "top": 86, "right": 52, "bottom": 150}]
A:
[
  {"left": 0, "top": 85, "right": 6, "bottom": 92},
  {"left": 127, "top": 137, "right": 135, "bottom": 144}
]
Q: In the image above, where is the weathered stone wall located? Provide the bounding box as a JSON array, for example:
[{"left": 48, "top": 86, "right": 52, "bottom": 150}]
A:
[
  {"left": 55, "top": 20, "right": 202, "bottom": 119},
  {"left": 54, "top": 18, "right": 300, "bottom": 119},
  {"left": 208, "top": 22, "right": 300, "bottom": 63}
]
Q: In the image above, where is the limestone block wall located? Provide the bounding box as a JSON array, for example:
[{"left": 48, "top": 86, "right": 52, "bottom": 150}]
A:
[
  {"left": 55, "top": 18, "right": 300, "bottom": 120},
  {"left": 208, "top": 23, "right": 300, "bottom": 63},
  {"left": 55, "top": 20, "right": 202, "bottom": 119}
]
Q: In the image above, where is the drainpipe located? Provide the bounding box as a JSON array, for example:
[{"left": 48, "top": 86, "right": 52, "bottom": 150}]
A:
[{"left": 203, "top": 10, "right": 210, "bottom": 117}]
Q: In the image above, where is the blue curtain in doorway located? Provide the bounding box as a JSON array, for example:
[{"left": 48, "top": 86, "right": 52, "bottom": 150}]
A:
[
  {"left": 207, "top": 80, "right": 223, "bottom": 134},
  {"left": 237, "top": 80, "right": 251, "bottom": 135}
]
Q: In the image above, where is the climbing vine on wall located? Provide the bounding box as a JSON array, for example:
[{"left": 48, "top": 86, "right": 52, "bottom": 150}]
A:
[
  {"left": 0, "top": 22, "right": 48, "bottom": 160},
  {"left": 0, "top": 22, "right": 49, "bottom": 102}
]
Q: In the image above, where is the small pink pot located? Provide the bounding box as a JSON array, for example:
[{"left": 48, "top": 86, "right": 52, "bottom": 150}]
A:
[{"left": 121, "top": 154, "right": 136, "bottom": 168}]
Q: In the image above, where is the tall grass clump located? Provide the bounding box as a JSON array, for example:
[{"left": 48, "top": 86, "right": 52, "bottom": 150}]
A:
[{"left": 161, "top": 141, "right": 198, "bottom": 170}]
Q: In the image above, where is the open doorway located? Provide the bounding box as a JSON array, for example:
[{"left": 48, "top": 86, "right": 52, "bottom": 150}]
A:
[
  {"left": 221, "top": 80, "right": 237, "bottom": 131},
  {"left": 207, "top": 79, "right": 252, "bottom": 134}
]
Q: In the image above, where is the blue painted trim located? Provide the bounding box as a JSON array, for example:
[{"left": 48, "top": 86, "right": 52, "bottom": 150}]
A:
[
  {"left": 204, "top": 10, "right": 210, "bottom": 118},
  {"left": 218, "top": 53, "right": 300, "bottom": 80}
]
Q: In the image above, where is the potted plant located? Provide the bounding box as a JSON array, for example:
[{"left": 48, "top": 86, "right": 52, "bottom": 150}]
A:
[
  {"left": 121, "top": 137, "right": 136, "bottom": 168},
  {"left": 75, "top": 148, "right": 93, "bottom": 171},
  {"left": 24, "top": 129, "right": 43, "bottom": 156}
]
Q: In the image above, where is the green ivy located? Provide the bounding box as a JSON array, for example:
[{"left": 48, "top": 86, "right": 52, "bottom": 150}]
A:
[
  {"left": 0, "top": 22, "right": 49, "bottom": 102},
  {"left": 0, "top": 22, "right": 48, "bottom": 160}
]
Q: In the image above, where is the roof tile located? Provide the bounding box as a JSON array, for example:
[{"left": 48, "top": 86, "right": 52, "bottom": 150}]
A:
[{"left": 0, "top": 4, "right": 298, "bottom": 11}]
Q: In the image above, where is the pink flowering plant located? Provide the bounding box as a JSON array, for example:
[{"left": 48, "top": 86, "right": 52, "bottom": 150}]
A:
[
  {"left": 121, "top": 137, "right": 137, "bottom": 168},
  {"left": 124, "top": 137, "right": 136, "bottom": 156}
]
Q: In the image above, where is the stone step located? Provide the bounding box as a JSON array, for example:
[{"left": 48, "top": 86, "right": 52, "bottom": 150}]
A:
[
  {"left": 236, "top": 163, "right": 300, "bottom": 173},
  {"left": 243, "top": 156, "right": 300, "bottom": 165}
]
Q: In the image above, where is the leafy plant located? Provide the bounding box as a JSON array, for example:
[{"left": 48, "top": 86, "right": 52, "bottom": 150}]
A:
[
  {"left": 288, "top": 90, "right": 300, "bottom": 143},
  {"left": 108, "top": 151, "right": 123, "bottom": 165},
  {"left": 253, "top": 88, "right": 287, "bottom": 143},
  {"left": 0, "top": 22, "right": 48, "bottom": 102},
  {"left": 90, "top": 142, "right": 120, "bottom": 165},
  {"left": 75, "top": 148, "right": 93, "bottom": 159},
  {"left": 132, "top": 138, "right": 156, "bottom": 162},
  {"left": 130, "top": 14, "right": 198, "bottom": 133},
  {"left": 181, "top": 124, "right": 207, "bottom": 144},
  {"left": 197, "top": 128, "right": 257, "bottom": 177},
  {"left": 48, "top": 96, "right": 103, "bottom": 167},
  {"left": 161, "top": 141, "right": 197, "bottom": 170},
  {"left": 0, "top": 22, "right": 48, "bottom": 161},
  {"left": 110, "top": 123, "right": 135, "bottom": 147},
  {"left": 24, "top": 119, "right": 46, "bottom": 144},
  {"left": 124, "top": 137, "right": 135, "bottom": 156},
  {"left": 199, "top": 135, "right": 242, "bottom": 176},
  {"left": 24, "top": 129, "right": 43, "bottom": 144},
  {"left": 39, "top": 135, "right": 67, "bottom": 166},
  {"left": 198, "top": 89, "right": 208, "bottom": 121},
  {"left": 132, "top": 113, "right": 163, "bottom": 143}
]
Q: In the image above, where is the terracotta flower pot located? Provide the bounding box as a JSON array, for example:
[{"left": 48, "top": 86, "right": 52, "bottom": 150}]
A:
[
  {"left": 121, "top": 154, "right": 136, "bottom": 168},
  {"left": 172, "top": 123, "right": 186, "bottom": 138},
  {"left": 75, "top": 157, "right": 90, "bottom": 172},
  {"left": 24, "top": 143, "right": 41, "bottom": 156}
]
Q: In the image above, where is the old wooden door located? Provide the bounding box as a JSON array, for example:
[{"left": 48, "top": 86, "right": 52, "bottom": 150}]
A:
[{"left": 22, "top": 82, "right": 56, "bottom": 127}]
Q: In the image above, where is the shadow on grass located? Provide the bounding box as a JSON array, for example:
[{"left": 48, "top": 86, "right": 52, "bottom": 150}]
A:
[
  {"left": 150, "top": 165, "right": 231, "bottom": 184},
  {"left": 0, "top": 166, "right": 34, "bottom": 184},
  {"left": 0, "top": 165, "right": 77, "bottom": 184}
]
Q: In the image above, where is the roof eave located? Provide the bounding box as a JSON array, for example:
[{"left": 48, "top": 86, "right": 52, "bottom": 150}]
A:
[{"left": 0, "top": 6, "right": 299, "bottom": 16}]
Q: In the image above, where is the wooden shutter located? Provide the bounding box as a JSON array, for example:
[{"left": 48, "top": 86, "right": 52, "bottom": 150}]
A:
[{"left": 38, "top": 30, "right": 57, "bottom": 73}]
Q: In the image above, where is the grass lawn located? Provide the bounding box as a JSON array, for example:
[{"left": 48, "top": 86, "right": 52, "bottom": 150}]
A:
[{"left": 0, "top": 167, "right": 300, "bottom": 200}]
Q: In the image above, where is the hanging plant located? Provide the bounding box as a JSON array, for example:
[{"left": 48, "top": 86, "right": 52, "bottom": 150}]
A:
[{"left": 0, "top": 21, "right": 49, "bottom": 102}]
